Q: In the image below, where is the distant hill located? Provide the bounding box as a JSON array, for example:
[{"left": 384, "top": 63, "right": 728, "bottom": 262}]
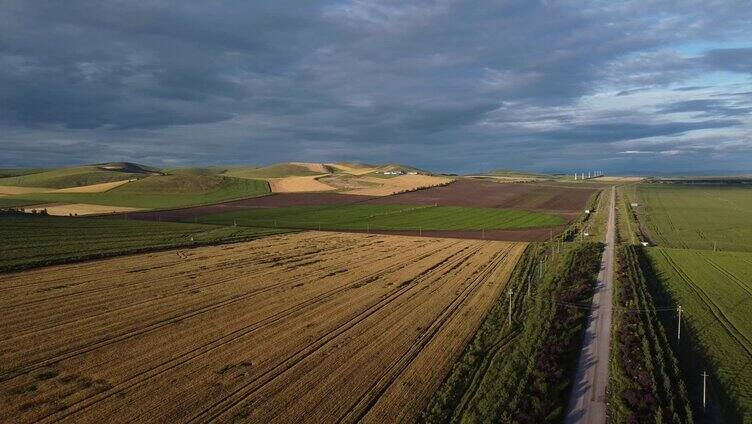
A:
[
  {"left": 96, "top": 162, "right": 159, "bottom": 174},
  {"left": 163, "top": 167, "right": 228, "bottom": 176},
  {"left": 111, "top": 174, "right": 244, "bottom": 194},
  {"left": 484, "top": 169, "right": 553, "bottom": 178},
  {"left": 223, "top": 163, "right": 327, "bottom": 179},
  {"left": 0, "top": 162, "right": 156, "bottom": 189},
  {"left": 0, "top": 168, "right": 47, "bottom": 178}
]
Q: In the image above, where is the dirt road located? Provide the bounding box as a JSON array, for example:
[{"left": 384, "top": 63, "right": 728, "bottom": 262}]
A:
[{"left": 565, "top": 186, "right": 615, "bottom": 424}]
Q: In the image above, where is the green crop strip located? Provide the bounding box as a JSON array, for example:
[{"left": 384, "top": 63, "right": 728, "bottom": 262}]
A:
[
  {"left": 0, "top": 213, "right": 290, "bottom": 273},
  {"left": 193, "top": 204, "right": 565, "bottom": 231}
]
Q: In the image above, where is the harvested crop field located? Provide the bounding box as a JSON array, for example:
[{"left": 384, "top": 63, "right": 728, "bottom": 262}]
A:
[
  {"left": 53, "top": 179, "right": 135, "bottom": 193},
  {"left": 0, "top": 186, "right": 55, "bottom": 195},
  {"left": 365, "top": 179, "right": 597, "bottom": 220},
  {"left": 326, "top": 163, "right": 377, "bottom": 175},
  {"left": 342, "top": 175, "right": 454, "bottom": 196},
  {"left": 20, "top": 203, "right": 144, "bottom": 216},
  {"left": 0, "top": 232, "right": 525, "bottom": 423},
  {"left": 267, "top": 175, "right": 335, "bottom": 193}
]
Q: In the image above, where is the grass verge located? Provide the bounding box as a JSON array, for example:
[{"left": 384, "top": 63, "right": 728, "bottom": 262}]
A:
[
  {"left": 608, "top": 245, "right": 693, "bottom": 423},
  {"left": 419, "top": 241, "right": 603, "bottom": 422}
]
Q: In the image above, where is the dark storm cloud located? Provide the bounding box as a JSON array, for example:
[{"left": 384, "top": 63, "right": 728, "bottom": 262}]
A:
[
  {"left": 536, "top": 120, "right": 742, "bottom": 144},
  {"left": 1, "top": 0, "right": 752, "bottom": 173},
  {"left": 702, "top": 47, "right": 752, "bottom": 74}
]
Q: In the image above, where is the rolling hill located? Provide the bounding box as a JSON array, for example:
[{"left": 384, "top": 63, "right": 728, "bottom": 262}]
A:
[{"left": 0, "top": 162, "right": 156, "bottom": 188}]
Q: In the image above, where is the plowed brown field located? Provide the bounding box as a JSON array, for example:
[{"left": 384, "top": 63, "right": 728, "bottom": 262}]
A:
[
  {"left": 0, "top": 232, "right": 525, "bottom": 423},
  {"left": 366, "top": 179, "right": 597, "bottom": 219}
]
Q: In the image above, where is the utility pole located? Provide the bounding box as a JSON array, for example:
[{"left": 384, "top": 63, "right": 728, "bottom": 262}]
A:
[
  {"left": 702, "top": 371, "right": 708, "bottom": 411},
  {"left": 677, "top": 305, "right": 683, "bottom": 341},
  {"left": 508, "top": 288, "right": 513, "bottom": 326}
]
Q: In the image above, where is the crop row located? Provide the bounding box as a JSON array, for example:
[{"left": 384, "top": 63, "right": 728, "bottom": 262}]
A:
[
  {"left": 0, "top": 233, "right": 525, "bottom": 423},
  {"left": 638, "top": 185, "right": 752, "bottom": 251},
  {"left": 193, "top": 204, "right": 565, "bottom": 231},
  {"left": 645, "top": 247, "right": 752, "bottom": 422},
  {"left": 0, "top": 212, "right": 289, "bottom": 272}
]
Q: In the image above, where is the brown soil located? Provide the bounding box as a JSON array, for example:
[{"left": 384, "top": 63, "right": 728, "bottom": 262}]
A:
[
  {"left": 365, "top": 179, "right": 597, "bottom": 220},
  {"left": 0, "top": 232, "right": 525, "bottom": 423}
]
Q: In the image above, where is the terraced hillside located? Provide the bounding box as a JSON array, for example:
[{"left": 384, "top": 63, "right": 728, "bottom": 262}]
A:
[{"left": 0, "top": 232, "right": 525, "bottom": 423}]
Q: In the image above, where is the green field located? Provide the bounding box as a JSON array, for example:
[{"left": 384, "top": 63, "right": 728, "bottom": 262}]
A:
[
  {"left": 194, "top": 204, "right": 565, "bottom": 231},
  {"left": 0, "top": 168, "right": 46, "bottom": 178},
  {"left": 3, "top": 175, "right": 270, "bottom": 209},
  {"left": 647, "top": 247, "right": 752, "bottom": 422},
  {"left": 638, "top": 185, "right": 752, "bottom": 251},
  {"left": 0, "top": 164, "right": 150, "bottom": 188},
  {"left": 0, "top": 214, "right": 290, "bottom": 272},
  {"left": 0, "top": 198, "right": 41, "bottom": 208}
]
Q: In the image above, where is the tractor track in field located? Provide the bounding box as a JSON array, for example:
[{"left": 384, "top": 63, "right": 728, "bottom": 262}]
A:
[
  {"left": 1, "top": 238, "right": 397, "bottom": 340},
  {"left": 2, "top": 233, "right": 526, "bottom": 423},
  {"left": 36, "top": 241, "right": 472, "bottom": 423},
  {"left": 5, "top": 239, "right": 457, "bottom": 387},
  {"left": 340, "top": 248, "right": 513, "bottom": 423},
  {"left": 657, "top": 250, "right": 752, "bottom": 357},
  {"left": 185, "top": 243, "right": 487, "bottom": 423}
]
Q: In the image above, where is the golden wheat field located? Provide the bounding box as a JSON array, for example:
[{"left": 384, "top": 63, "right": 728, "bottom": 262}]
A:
[
  {"left": 0, "top": 232, "right": 525, "bottom": 423},
  {"left": 267, "top": 175, "right": 335, "bottom": 192}
]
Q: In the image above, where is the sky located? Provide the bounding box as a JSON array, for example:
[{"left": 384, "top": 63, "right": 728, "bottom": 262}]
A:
[{"left": 1, "top": 1, "right": 751, "bottom": 174}]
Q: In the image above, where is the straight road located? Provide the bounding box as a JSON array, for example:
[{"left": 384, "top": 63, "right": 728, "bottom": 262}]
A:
[{"left": 565, "top": 186, "right": 616, "bottom": 424}]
